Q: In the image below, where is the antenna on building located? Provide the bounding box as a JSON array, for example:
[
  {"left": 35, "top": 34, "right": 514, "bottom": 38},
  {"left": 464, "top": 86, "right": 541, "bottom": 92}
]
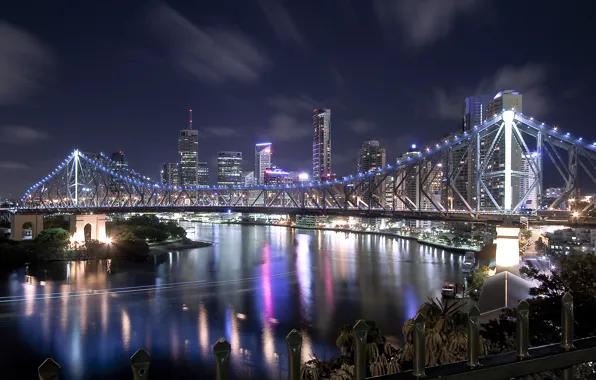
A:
[{"left": 188, "top": 108, "right": 193, "bottom": 130}]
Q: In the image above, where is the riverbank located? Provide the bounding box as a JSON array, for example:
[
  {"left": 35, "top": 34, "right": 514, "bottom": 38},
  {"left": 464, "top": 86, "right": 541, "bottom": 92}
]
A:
[
  {"left": 197, "top": 220, "right": 482, "bottom": 253},
  {"left": 148, "top": 238, "right": 212, "bottom": 254}
]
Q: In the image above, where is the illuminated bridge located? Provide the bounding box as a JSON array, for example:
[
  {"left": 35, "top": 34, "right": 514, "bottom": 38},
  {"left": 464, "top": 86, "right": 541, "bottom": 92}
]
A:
[{"left": 13, "top": 111, "right": 596, "bottom": 229}]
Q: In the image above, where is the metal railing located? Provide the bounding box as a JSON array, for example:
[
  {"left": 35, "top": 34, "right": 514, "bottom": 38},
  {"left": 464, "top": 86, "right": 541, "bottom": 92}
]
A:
[{"left": 37, "top": 293, "right": 594, "bottom": 380}]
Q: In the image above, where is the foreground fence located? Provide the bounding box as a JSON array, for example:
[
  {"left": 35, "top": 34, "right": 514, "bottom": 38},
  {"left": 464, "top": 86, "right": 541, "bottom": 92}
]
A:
[{"left": 38, "top": 293, "right": 596, "bottom": 380}]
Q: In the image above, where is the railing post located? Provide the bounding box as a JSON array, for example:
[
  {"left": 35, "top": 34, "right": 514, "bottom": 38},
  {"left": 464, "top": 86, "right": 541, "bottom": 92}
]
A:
[
  {"left": 413, "top": 313, "right": 426, "bottom": 378},
  {"left": 516, "top": 300, "right": 530, "bottom": 359},
  {"left": 561, "top": 292, "right": 574, "bottom": 380},
  {"left": 353, "top": 320, "right": 368, "bottom": 380},
  {"left": 467, "top": 305, "right": 481, "bottom": 368},
  {"left": 130, "top": 349, "right": 151, "bottom": 380},
  {"left": 38, "top": 358, "right": 61, "bottom": 380},
  {"left": 213, "top": 338, "right": 231, "bottom": 380},
  {"left": 561, "top": 292, "right": 574, "bottom": 349},
  {"left": 286, "top": 329, "right": 302, "bottom": 380}
]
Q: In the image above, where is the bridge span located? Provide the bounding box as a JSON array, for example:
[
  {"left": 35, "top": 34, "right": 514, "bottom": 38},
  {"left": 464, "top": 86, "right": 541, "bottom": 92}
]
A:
[{"left": 12, "top": 110, "right": 596, "bottom": 226}]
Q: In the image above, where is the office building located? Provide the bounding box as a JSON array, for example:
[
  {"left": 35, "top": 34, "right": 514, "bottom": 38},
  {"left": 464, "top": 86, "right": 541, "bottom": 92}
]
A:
[
  {"left": 198, "top": 162, "right": 209, "bottom": 187},
  {"left": 264, "top": 167, "right": 293, "bottom": 186},
  {"left": 217, "top": 152, "right": 243, "bottom": 186},
  {"left": 111, "top": 151, "right": 128, "bottom": 171},
  {"left": 357, "top": 140, "right": 387, "bottom": 206},
  {"left": 243, "top": 171, "right": 256, "bottom": 186},
  {"left": 255, "top": 143, "right": 272, "bottom": 185},
  {"left": 313, "top": 108, "right": 332, "bottom": 181},
  {"left": 161, "top": 162, "right": 179, "bottom": 187},
  {"left": 178, "top": 109, "right": 199, "bottom": 187}
]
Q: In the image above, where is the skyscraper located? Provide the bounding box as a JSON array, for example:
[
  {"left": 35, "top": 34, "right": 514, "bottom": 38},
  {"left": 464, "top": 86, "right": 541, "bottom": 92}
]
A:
[
  {"left": 255, "top": 143, "right": 272, "bottom": 185},
  {"left": 161, "top": 162, "right": 179, "bottom": 186},
  {"left": 462, "top": 95, "right": 492, "bottom": 132},
  {"left": 357, "top": 140, "right": 386, "bottom": 173},
  {"left": 178, "top": 109, "right": 199, "bottom": 187},
  {"left": 520, "top": 153, "right": 540, "bottom": 209},
  {"left": 482, "top": 91, "right": 523, "bottom": 210},
  {"left": 312, "top": 108, "right": 331, "bottom": 181},
  {"left": 111, "top": 151, "right": 128, "bottom": 171},
  {"left": 357, "top": 140, "right": 387, "bottom": 207},
  {"left": 198, "top": 162, "right": 209, "bottom": 187},
  {"left": 486, "top": 90, "right": 523, "bottom": 117},
  {"left": 217, "top": 152, "right": 243, "bottom": 186}
]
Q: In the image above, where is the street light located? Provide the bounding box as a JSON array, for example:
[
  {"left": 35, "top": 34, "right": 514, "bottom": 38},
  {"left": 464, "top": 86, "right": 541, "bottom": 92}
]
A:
[{"left": 572, "top": 211, "right": 579, "bottom": 218}]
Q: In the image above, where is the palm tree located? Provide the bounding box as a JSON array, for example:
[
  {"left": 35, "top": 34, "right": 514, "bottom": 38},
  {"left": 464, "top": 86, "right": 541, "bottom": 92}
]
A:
[
  {"left": 335, "top": 325, "right": 354, "bottom": 356},
  {"left": 402, "top": 298, "right": 488, "bottom": 367}
]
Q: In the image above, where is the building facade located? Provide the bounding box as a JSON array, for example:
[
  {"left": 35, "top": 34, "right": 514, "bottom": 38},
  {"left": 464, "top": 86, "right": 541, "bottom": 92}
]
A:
[
  {"left": 255, "top": 143, "right": 272, "bottom": 185},
  {"left": 217, "top": 152, "right": 243, "bottom": 186},
  {"left": 198, "top": 161, "right": 209, "bottom": 187},
  {"left": 462, "top": 95, "right": 492, "bottom": 132},
  {"left": 161, "top": 162, "right": 180, "bottom": 187},
  {"left": 313, "top": 108, "right": 332, "bottom": 182},
  {"left": 520, "top": 153, "right": 540, "bottom": 209},
  {"left": 178, "top": 129, "right": 199, "bottom": 187},
  {"left": 243, "top": 171, "right": 256, "bottom": 187},
  {"left": 357, "top": 140, "right": 386, "bottom": 206},
  {"left": 264, "top": 167, "right": 293, "bottom": 186}
]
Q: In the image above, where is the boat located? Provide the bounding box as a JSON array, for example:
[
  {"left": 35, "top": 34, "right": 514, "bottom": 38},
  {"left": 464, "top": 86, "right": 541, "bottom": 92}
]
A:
[
  {"left": 441, "top": 282, "right": 456, "bottom": 298},
  {"left": 462, "top": 251, "right": 476, "bottom": 272}
]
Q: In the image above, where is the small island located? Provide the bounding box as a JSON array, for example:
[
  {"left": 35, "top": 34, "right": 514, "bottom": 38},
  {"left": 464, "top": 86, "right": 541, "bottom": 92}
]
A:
[{"left": 0, "top": 215, "right": 210, "bottom": 269}]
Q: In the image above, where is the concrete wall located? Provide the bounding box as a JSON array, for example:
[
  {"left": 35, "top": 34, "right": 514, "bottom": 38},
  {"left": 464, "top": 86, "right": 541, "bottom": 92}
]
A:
[{"left": 72, "top": 214, "right": 107, "bottom": 243}]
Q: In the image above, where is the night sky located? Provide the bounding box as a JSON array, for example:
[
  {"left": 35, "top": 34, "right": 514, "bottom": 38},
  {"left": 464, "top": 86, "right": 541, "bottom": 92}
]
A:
[{"left": 1, "top": 1, "right": 596, "bottom": 198}]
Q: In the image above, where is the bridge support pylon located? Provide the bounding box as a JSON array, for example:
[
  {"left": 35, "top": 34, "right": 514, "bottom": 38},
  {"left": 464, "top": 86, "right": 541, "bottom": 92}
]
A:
[
  {"left": 72, "top": 214, "right": 108, "bottom": 244},
  {"left": 10, "top": 214, "right": 44, "bottom": 241}
]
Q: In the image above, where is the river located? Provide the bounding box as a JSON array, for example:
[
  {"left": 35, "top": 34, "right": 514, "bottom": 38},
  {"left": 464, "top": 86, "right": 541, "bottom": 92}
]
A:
[{"left": 0, "top": 223, "right": 466, "bottom": 379}]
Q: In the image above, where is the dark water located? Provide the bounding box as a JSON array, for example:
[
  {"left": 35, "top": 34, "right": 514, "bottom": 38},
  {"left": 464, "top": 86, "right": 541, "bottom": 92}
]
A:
[{"left": 0, "top": 224, "right": 466, "bottom": 379}]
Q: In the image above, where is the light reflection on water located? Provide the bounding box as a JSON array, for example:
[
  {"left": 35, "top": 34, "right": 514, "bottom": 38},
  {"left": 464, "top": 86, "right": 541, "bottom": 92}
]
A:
[{"left": 0, "top": 224, "right": 464, "bottom": 379}]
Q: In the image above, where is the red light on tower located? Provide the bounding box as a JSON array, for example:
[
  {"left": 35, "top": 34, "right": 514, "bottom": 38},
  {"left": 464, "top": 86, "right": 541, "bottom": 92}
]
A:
[{"left": 264, "top": 147, "right": 271, "bottom": 153}]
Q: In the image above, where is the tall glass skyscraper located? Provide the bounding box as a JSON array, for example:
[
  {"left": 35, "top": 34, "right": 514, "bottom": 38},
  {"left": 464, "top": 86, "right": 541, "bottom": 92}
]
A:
[
  {"left": 217, "top": 151, "right": 243, "bottom": 186},
  {"left": 312, "top": 108, "right": 331, "bottom": 182},
  {"left": 255, "top": 143, "right": 272, "bottom": 185},
  {"left": 178, "top": 109, "right": 199, "bottom": 187}
]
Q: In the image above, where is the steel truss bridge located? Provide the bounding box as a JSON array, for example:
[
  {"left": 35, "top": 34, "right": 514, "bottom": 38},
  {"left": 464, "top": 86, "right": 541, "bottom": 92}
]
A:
[{"left": 16, "top": 111, "right": 596, "bottom": 222}]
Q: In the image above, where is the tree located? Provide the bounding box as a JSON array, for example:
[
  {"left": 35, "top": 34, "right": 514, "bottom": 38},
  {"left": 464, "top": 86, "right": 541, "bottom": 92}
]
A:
[
  {"left": 44, "top": 216, "right": 70, "bottom": 230},
  {"left": 483, "top": 255, "right": 596, "bottom": 348},
  {"left": 401, "top": 298, "right": 488, "bottom": 367},
  {"left": 534, "top": 237, "right": 546, "bottom": 253},
  {"left": 468, "top": 266, "right": 492, "bottom": 293},
  {"left": 35, "top": 228, "right": 70, "bottom": 250}
]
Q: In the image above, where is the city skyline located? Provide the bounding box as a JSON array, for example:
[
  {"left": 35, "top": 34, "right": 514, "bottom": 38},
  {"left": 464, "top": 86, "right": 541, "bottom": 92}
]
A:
[{"left": 1, "top": 1, "right": 596, "bottom": 197}]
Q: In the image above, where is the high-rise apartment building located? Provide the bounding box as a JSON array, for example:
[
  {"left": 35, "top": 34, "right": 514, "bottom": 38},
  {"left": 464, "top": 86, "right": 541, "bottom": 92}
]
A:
[
  {"left": 217, "top": 152, "right": 243, "bottom": 186},
  {"left": 481, "top": 91, "right": 524, "bottom": 210},
  {"left": 198, "top": 162, "right": 209, "bottom": 187},
  {"left": 462, "top": 95, "right": 492, "bottom": 132},
  {"left": 520, "top": 153, "right": 540, "bottom": 209},
  {"left": 161, "top": 162, "right": 180, "bottom": 187},
  {"left": 178, "top": 109, "right": 199, "bottom": 187},
  {"left": 313, "top": 108, "right": 331, "bottom": 182},
  {"left": 255, "top": 143, "right": 272, "bottom": 185},
  {"left": 486, "top": 90, "right": 523, "bottom": 117}
]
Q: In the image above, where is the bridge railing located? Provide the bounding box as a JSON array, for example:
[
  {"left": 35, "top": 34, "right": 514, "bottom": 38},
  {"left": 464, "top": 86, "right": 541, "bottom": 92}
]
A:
[{"left": 37, "top": 293, "right": 592, "bottom": 380}]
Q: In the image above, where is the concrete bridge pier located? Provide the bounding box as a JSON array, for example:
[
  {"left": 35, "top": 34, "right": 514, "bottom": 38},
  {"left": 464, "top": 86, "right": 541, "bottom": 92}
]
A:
[
  {"left": 71, "top": 214, "right": 107, "bottom": 243},
  {"left": 10, "top": 214, "right": 44, "bottom": 241}
]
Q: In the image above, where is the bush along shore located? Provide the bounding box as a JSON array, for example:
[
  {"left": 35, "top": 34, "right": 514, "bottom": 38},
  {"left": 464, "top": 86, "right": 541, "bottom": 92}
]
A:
[{"left": 0, "top": 215, "right": 211, "bottom": 268}]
